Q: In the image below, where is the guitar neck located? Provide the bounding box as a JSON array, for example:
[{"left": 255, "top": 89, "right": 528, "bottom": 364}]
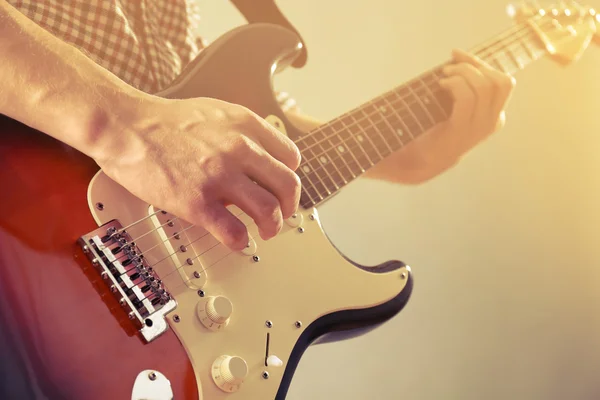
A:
[{"left": 297, "top": 19, "right": 548, "bottom": 208}]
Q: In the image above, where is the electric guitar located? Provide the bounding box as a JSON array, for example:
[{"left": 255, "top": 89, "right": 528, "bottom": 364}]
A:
[{"left": 0, "top": 3, "right": 598, "bottom": 399}]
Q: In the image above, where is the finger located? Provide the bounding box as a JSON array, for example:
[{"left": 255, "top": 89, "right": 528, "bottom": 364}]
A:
[
  {"left": 195, "top": 202, "right": 249, "bottom": 251},
  {"left": 443, "top": 62, "right": 494, "bottom": 136},
  {"left": 244, "top": 153, "right": 301, "bottom": 220},
  {"left": 451, "top": 49, "right": 516, "bottom": 128},
  {"left": 487, "top": 71, "right": 515, "bottom": 127},
  {"left": 223, "top": 176, "right": 284, "bottom": 241},
  {"left": 438, "top": 73, "right": 476, "bottom": 131},
  {"left": 450, "top": 48, "right": 491, "bottom": 69},
  {"left": 251, "top": 113, "right": 303, "bottom": 171}
]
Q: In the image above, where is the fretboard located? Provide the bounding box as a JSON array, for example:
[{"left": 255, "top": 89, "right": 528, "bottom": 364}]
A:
[{"left": 296, "top": 19, "right": 548, "bottom": 208}]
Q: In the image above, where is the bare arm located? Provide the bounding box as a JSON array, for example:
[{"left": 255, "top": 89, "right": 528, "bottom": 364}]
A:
[
  {"left": 0, "top": 0, "right": 147, "bottom": 160},
  {"left": 0, "top": 0, "right": 302, "bottom": 250}
]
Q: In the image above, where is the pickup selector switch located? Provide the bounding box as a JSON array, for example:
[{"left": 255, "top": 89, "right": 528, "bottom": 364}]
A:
[
  {"left": 211, "top": 355, "right": 248, "bottom": 393},
  {"left": 196, "top": 295, "right": 233, "bottom": 331}
]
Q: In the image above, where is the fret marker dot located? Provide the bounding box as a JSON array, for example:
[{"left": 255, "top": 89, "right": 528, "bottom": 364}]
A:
[
  {"left": 357, "top": 135, "right": 364, "bottom": 142},
  {"left": 337, "top": 145, "right": 346, "bottom": 153},
  {"left": 320, "top": 156, "right": 329, "bottom": 164},
  {"left": 423, "top": 97, "right": 430, "bottom": 104},
  {"left": 302, "top": 166, "right": 311, "bottom": 173},
  {"left": 379, "top": 106, "right": 387, "bottom": 113},
  {"left": 396, "top": 129, "right": 404, "bottom": 136}
]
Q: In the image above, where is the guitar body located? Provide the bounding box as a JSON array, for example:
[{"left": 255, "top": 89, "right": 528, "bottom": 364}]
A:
[{"left": 0, "top": 24, "right": 412, "bottom": 400}]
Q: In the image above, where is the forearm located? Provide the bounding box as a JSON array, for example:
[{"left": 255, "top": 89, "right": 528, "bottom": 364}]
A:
[{"left": 0, "top": 1, "right": 149, "bottom": 162}]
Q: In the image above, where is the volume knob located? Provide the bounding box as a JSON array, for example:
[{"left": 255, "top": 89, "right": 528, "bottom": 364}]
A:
[
  {"left": 196, "top": 295, "right": 233, "bottom": 331},
  {"left": 211, "top": 355, "right": 248, "bottom": 393}
]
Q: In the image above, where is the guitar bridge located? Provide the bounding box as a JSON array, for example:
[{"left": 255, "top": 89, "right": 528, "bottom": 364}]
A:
[{"left": 78, "top": 220, "right": 177, "bottom": 342}]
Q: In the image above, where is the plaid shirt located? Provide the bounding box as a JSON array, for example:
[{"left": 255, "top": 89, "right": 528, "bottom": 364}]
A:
[{"left": 7, "top": 0, "right": 297, "bottom": 110}]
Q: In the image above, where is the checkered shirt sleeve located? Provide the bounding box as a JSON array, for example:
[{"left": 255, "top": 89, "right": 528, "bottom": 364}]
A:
[{"left": 6, "top": 0, "right": 299, "bottom": 112}]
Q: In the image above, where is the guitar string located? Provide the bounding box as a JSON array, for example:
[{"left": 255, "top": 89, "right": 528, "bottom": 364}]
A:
[
  {"left": 129, "top": 70, "right": 507, "bottom": 286},
  {"left": 293, "top": 12, "right": 544, "bottom": 154},
  {"left": 295, "top": 21, "right": 545, "bottom": 162},
  {"left": 114, "top": 22, "right": 545, "bottom": 253},
  {"left": 293, "top": 19, "right": 548, "bottom": 202},
  {"left": 295, "top": 24, "right": 548, "bottom": 201},
  {"left": 130, "top": 207, "right": 247, "bottom": 269},
  {"left": 115, "top": 220, "right": 194, "bottom": 262},
  {"left": 108, "top": 15, "right": 553, "bottom": 290},
  {"left": 298, "top": 41, "right": 537, "bottom": 193},
  {"left": 116, "top": 19, "right": 550, "bottom": 285},
  {"left": 101, "top": 16, "right": 544, "bottom": 243},
  {"left": 152, "top": 18, "right": 556, "bottom": 295},
  {"left": 112, "top": 207, "right": 165, "bottom": 237},
  {"left": 125, "top": 216, "right": 180, "bottom": 247},
  {"left": 150, "top": 39, "right": 545, "bottom": 293},
  {"left": 130, "top": 214, "right": 260, "bottom": 303}
]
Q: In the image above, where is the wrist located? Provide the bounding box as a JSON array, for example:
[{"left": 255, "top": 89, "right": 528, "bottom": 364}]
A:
[{"left": 80, "top": 88, "right": 160, "bottom": 165}]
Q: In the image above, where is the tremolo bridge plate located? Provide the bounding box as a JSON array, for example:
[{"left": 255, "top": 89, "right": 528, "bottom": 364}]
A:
[{"left": 78, "top": 220, "right": 177, "bottom": 342}]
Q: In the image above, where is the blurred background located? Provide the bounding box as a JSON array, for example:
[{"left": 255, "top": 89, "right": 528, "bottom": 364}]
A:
[{"left": 198, "top": 1, "right": 600, "bottom": 399}]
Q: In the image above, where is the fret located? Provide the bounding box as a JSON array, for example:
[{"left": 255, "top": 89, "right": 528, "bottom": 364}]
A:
[
  {"left": 487, "top": 53, "right": 511, "bottom": 73},
  {"left": 352, "top": 106, "right": 392, "bottom": 157},
  {"left": 325, "top": 128, "right": 361, "bottom": 179},
  {"left": 319, "top": 149, "right": 347, "bottom": 188},
  {"left": 518, "top": 38, "right": 538, "bottom": 60},
  {"left": 511, "top": 45, "right": 532, "bottom": 68},
  {"left": 298, "top": 170, "right": 321, "bottom": 202},
  {"left": 413, "top": 75, "right": 449, "bottom": 123},
  {"left": 335, "top": 117, "right": 374, "bottom": 171},
  {"left": 294, "top": 20, "right": 548, "bottom": 209},
  {"left": 311, "top": 128, "right": 345, "bottom": 188},
  {"left": 381, "top": 96, "right": 414, "bottom": 146},
  {"left": 328, "top": 121, "right": 367, "bottom": 176},
  {"left": 429, "top": 66, "right": 454, "bottom": 116},
  {"left": 372, "top": 94, "right": 414, "bottom": 149},
  {"left": 494, "top": 52, "right": 513, "bottom": 73},
  {"left": 519, "top": 36, "right": 536, "bottom": 58},
  {"left": 520, "top": 36, "right": 545, "bottom": 60},
  {"left": 508, "top": 40, "right": 535, "bottom": 71},
  {"left": 407, "top": 81, "right": 437, "bottom": 128},
  {"left": 368, "top": 103, "right": 404, "bottom": 151},
  {"left": 301, "top": 165, "right": 328, "bottom": 198},
  {"left": 505, "top": 46, "right": 524, "bottom": 70},
  {"left": 297, "top": 134, "right": 334, "bottom": 198},
  {"left": 299, "top": 172, "right": 320, "bottom": 207},
  {"left": 306, "top": 129, "right": 342, "bottom": 191},
  {"left": 298, "top": 178, "right": 319, "bottom": 206},
  {"left": 343, "top": 113, "right": 383, "bottom": 164},
  {"left": 392, "top": 87, "right": 429, "bottom": 136},
  {"left": 295, "top": 138, "right": 323, "bottom": 204},
  {"left": 318, "top": 125, "right": 352, "bottom": 185},
  {"left": 490, "top": 55, "right": 508, "bottom": 73},
  {"left": 360, "top": 108, "right": 394, "bottom": 155}
]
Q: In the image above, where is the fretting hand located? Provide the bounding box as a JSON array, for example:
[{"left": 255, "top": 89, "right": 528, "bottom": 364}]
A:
[
  {"left": 427, "top": 49, "right": 516, "bottom": 165},
  {"left": 359, "top": 49, "right": 517, "bottom": 183}
]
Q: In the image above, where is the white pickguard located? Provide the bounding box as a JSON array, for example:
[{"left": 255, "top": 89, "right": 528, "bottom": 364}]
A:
[{"left": 86, "top": 166, "right": 409, "bottom": 400}]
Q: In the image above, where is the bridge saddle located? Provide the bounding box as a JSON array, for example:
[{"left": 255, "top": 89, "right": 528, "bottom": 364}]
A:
[{"left": 78, "top": 220, "right": 177, "bottom": 342}]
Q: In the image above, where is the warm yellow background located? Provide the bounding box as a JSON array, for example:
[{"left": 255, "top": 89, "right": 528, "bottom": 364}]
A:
[{"left": 198, "top": 1, "right": 600, "bottom": 399}]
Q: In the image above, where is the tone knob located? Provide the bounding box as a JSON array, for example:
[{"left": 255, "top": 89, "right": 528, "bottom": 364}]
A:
[
  {"left": 211, "top": 355, "right": 248, "bottom": 393},
  {"left": 196, "top": 295, "right": 233, "bottom": 331}
]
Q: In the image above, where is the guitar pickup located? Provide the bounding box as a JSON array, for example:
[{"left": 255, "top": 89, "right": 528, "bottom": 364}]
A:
[{"left": 78, "top": 220, "right": 177, "bottom": 343}]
